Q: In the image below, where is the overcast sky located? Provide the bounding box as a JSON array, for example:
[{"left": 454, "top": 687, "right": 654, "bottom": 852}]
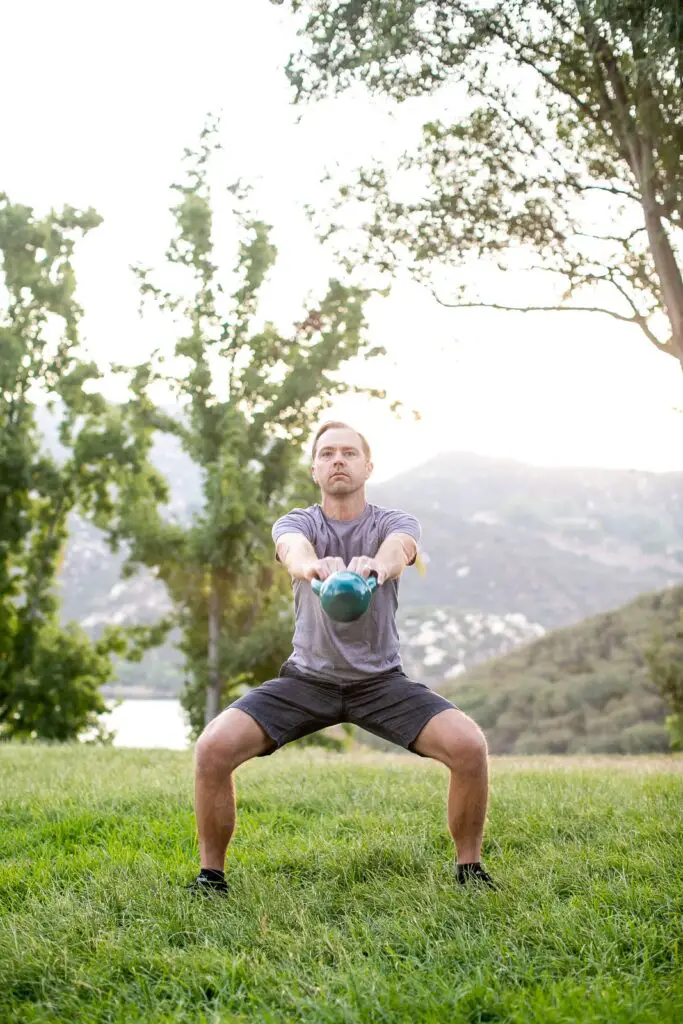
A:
[{"left": 2, "top": 0, "right": 681, "bottom": 481}]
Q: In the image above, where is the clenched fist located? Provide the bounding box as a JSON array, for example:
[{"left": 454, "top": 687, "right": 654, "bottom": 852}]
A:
[
  {"left": 347, "top": 556, "right": 386, "bottom": 585},
  {"left": 303, "top": 556, "right": 346, "bottom": 582}
]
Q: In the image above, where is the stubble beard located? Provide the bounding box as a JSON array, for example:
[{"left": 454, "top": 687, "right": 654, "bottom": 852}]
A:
[{"left": 324, "top": 476, "right": 361, "bottom": 497}]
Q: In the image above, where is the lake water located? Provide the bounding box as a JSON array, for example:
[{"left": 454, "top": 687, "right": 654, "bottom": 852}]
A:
[{"left": 105, "top": 699, "right": 191, "bottom": 749}]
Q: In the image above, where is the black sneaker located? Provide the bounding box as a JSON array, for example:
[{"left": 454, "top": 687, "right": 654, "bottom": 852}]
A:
[
  {"left": 186, "top": 872, "right": 229, "bottom": 896},
  {"left": 455, "top": 862, "right": 498, "bottom": 890}
]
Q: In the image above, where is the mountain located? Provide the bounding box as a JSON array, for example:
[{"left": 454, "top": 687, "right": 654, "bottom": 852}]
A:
[{"left": 370, "top": 452, "right": 683, "bottom": 627}]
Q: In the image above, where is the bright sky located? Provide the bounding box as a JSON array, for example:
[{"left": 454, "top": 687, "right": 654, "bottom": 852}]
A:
[{"left": 2, "top": 0, "right": 681, "bottom": 482}]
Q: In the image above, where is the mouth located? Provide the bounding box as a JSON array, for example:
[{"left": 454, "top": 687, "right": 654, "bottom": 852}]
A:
[{"left": 331, "top": 473, "right": 348, "bottom": 480}]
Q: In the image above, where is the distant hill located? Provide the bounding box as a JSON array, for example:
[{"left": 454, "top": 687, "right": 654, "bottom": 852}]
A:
[
  {"left": 371, "top": 452, "right": 683, "bottom": 627},
  {"left": 433, "top": 583, "right": 683, "bottom": 756}
]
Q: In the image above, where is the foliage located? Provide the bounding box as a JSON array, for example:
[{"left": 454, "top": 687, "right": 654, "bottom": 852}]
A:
[
  {"left": 593, "top": 0, "right": 683, "bottom": 79},
  {"left": 1, "top": 746, "right": 682, "bottom": 1022},
  {"left": 646, "top": 609, "right": 683, "bottom": 750},
  {"left": 0, "top": 194, "right": 156, "bottom": 742},
  {"left": 286, "top": 0, "right": 683, "bottom": 369},
  {"left": 3, "top": 623, "right": 118, "bottom": 743},
  {"left": 103, "top": 121, "right": 393, "bottom": 735}
]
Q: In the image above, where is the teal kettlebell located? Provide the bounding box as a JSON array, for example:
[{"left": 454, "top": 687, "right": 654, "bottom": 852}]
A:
[{"left": 311, "top": 570, "right": 378, "bottom": 623}]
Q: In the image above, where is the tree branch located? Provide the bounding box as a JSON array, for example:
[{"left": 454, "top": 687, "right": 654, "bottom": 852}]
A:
[
  {"left": 433, "top": 291, "right": 631, "bottom": 321},
  {"left": 573, "top": 182, "right": 641, "bottom": 202},
  {"left": 473, "top": 84, "right": 579, "bottom": 185},
  {"left": 574, "top": 226, "right": 647, "bottom": 244},
  {"left": 488, "top": 10, "right": 599, "bottom": 123},
  {"left": 431, "top": 288, "right": 677, "bottom": 358},
  {"left": 605, "top": 269, "right": 642, "bottom": 308},
  {"left": 601, "top": 272, "right": 672, "bottom": 353},
  {"left": 576, "top": 5, "right": 649, "bottom": 181}
]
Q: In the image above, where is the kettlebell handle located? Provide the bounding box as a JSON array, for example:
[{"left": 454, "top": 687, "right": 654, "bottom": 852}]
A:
[{"left": 311, "top": 570, "right": 378, "bottom": 596}]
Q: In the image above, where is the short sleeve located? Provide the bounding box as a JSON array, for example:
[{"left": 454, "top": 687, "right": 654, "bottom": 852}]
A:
[
  {"left": 272, "top": 507, "right": 318, "bottom": 560},
  {"left": 377, "top": 508, "right": 421, "bottom": 565}
]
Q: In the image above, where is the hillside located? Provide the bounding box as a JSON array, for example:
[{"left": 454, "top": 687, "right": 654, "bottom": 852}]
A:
[
  {"left": 371, "top": 452, "right": 683, "bottom": 626},
  {"left": 435, "top": 584, "right": 683, "bottom": 756}
]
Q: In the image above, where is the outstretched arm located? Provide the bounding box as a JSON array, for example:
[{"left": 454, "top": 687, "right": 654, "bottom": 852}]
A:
[
  {"left": 348, "top": 533, "right": 418, "bottom": 585},
  {"left": 275, "top": 532, "right": 345, "bottom": 581}
]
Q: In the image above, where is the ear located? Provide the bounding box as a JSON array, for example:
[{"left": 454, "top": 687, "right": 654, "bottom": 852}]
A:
[{"left": 366, "top": 460, "right": 374, "bottom": 479}]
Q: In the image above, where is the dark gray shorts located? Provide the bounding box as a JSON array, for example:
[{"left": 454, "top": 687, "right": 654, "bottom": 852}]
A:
[{"left": 229, "top": 660, "right": 457, "bottom": 756}]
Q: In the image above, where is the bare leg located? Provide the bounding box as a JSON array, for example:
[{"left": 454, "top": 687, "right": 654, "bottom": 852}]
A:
[
  {"left": 412, "top": 708, "right": 489, "bottom": 864},
  {"left": 445, "top": 741, "right": 489, "bottom": 863},
  {"left": 194, "top": 708, "right": 275, "bottom": 871},
  {"left": 196, "top": 771, "right": 236, "bottom": 871}
]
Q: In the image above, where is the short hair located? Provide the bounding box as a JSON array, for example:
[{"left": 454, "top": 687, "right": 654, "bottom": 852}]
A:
[{"left": 311, "top": 421, "right": 372, "bottom": 461}]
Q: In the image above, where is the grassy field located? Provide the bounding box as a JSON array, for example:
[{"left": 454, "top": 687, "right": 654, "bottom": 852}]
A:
[{"left": 1, "top": 747, "right": 681, "bottom": 1023}]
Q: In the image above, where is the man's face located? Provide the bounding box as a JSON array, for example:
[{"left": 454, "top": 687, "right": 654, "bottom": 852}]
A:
[{"left": 312, "top": 427, "right": 372, "bottom": 496}]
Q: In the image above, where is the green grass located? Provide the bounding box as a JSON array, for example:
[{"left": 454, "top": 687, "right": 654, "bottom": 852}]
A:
[{"left": 1, "top": 748, "right": 681, "bottom": 1023}]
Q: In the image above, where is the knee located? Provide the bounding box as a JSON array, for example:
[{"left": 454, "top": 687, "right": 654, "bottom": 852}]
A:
[
  {"left": 195, "top": 725, "right": 239, "bottom": 777},
  {"left": 447, "top": 722, "right": 488, "bottom": 773}
]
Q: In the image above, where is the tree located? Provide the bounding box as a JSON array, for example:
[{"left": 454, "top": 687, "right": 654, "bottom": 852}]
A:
[
  {"left": 285, "top": 0, "right": 683, "bottom": 372},
  {"left": 646, "top": 610, "right": 683, "bottom": 750},
  {"left": 105, "top": 123, "right": 392, "bottom": 734},
  {"left": 0, "top": 195, "right": 155, "bottom": 741}
]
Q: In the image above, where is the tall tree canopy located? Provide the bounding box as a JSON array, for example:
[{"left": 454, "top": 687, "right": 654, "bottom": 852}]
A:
[
  {"left": 0, "top": 195, "right": 154, "bottom": 741},
  {"left": 285, "top": 0, "right": 683, "bottom": 372},
  {"left": 104, "top": 125, "right": 392, "bottom": 733}
]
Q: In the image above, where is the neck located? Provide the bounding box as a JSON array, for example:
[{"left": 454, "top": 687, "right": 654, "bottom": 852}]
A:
[{"left": 320, "top": 490, "right": 367, "bottom": 521}]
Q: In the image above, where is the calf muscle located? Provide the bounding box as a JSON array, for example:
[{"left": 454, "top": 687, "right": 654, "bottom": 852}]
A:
[
  {"left": 413, "top": 709, "right": 489, "bottom": 865},
  {"left": 194, "top": 708, "right": 274, "bottom": 870}
]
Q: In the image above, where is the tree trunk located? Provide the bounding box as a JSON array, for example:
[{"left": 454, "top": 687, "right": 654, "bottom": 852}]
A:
[
  {"left": 204, "top": 572, "right": 222, "bottom": 727},
  {"left": 638, "top": 141, "right": 683, "bottom": 370},
  {"left": 579, "top": 10, "right": 683, "bottom": 371},
  {"left": 640, "top": 202, "right": 683, "bottom": 372}
]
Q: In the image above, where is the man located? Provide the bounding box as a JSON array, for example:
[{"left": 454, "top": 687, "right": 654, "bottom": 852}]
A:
[{"left": 189, "top": 422, "right": 495, "bottom": 893}]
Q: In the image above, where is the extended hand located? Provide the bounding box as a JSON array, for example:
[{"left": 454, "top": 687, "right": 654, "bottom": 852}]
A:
[
  {"left": 347, "top": 556, "right": 386, "bottom": 585},
  {"left": 303, "top": 556, "right": 346, "bottom": 582}
]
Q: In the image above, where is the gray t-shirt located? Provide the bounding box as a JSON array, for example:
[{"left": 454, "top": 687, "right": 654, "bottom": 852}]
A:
[{"left": 272, "top": 502, "right": 421, "bottom": 682}]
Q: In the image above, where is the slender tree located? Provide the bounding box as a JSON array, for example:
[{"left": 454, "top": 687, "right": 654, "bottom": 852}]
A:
[
  {"left": 0, "top": 195, "right": 157, "bottom": 740},
  {"left": 106, "top": 124, "right": 393, "bottom": 732}
]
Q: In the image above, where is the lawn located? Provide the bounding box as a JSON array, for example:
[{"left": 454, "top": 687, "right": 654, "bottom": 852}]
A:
[{"left": 1, "top": 746, "right": 681, "bottom": 1023}]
